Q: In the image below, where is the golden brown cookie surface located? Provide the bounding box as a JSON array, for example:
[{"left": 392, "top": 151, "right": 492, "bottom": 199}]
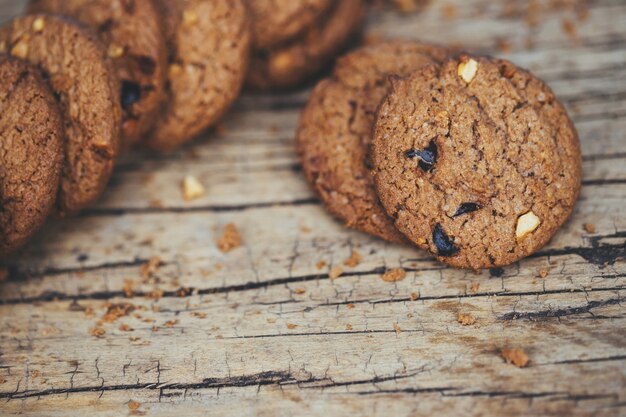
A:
[
  {"left": 145, "top": 0, "right": 251, "bottom": 152},
  {"left": 372, "top": 56, "right": 582, "bottom": 269}
]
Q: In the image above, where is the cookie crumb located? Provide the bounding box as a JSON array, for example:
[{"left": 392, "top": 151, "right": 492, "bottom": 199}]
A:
[
  {"left": 470, "top": 282, "right": 480, "bottom": 293},
  {"left": 392, "top": 323, "right": 402, "bottom": 334},
  {"left": 163, "top": 319, "right": 178, "bottom": 328},
  {"left": 182, "top": 175, "right": 205, "bottom": 201},
  {"left": 346, "top": 324, "right": 353, "bottom": 330},
  {"left": 294, "top": 288, "right": 306, "bottom": 295},
  {"left": 140, "top": 257, "right": 162, "bottom": 279},
  {"left": 347, "top": 303, "right": 355, "bottom": 309},
  {"left": 183, "top": 10, "right": 199, "bottom": 26},
  {"left": 217, "top": 223, "right": 241, "bottom": 253},
  {"left": 0, "top": 376, "right": 6, "bottom": 384},
  {"left": 343, "top": 250, "right": 362, "bottom": 267},
  {"left": 102, "top": 303, "right": 135, "bottom": 323},
  {"left": 287, "top": 323, "right": 298, "bottom": 329},
  {"left": 381, "top": 268, "right": 407, "bottom": 282},
  {"left": 119, "top": 324, "right": 133, "bottom": 332},
  {"left": 410, "top": 292, "right": 420, "bottom": 301},
  {"left": 583, "top": 223, "right": 596, "bottom": 233},
  {"left": 538, "top": 268, "right": 549, "bottom": 278},
  {"left": 191, "top": 312, "right": 207, "bottom": 319},
  {"left": 329, "top": 266, "right": 344, "bottom": 280},
  {"left": 457, "top": 312, "right": 476, "bottom": 326},
  {"left": 90, "top": 327, "right": 106, "bottom": 338},
  {"left": 562, "top": 18, "right": 577, "bottom": 39},
  {"left": 128, "top": 400, "right": 140, "bottom": 411},
  {"left": 123, "top": 279, "right": 134, "bottom": 298},
  {"left": 501, "top": 347, "right": 529, "bottom": 368},
  {"left": 316, "top": 260, "right": 327, "bottom": 270}
]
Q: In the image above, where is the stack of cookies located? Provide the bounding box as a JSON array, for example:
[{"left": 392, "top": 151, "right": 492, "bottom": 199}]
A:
[
  {"left": 298, "top": 41, "right": 582, "bottom": 270},
  {"left": 0, "top": 0, "right": 365, "bottom": 257}
]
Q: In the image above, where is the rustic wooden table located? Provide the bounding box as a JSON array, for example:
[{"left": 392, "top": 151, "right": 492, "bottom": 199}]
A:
[{"left": 1, "top": 0, "right": 625, "bottom": 416}]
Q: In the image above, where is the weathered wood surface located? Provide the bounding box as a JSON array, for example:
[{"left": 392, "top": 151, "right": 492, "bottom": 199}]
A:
[{"left": 1, "top": 0, "right": 625, "bottom": 416}]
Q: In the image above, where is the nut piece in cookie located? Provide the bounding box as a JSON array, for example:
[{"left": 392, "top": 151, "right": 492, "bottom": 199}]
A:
[{"left": 0, "top": 57, "right": 64, "bottom": 256}]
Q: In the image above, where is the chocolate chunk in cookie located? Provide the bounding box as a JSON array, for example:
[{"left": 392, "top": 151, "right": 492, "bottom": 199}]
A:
[
  {"left": 247, "top": 0, "right": 333, "bottom": 49},
  {"left": 0, "top": 14, "right": 122, "bottom": 215},
  {"left": 298, "top": 41, "right": 448, "bottom": 242},
  {"left": 28, "top": 0, "right": 168, "bottom": 146},
  {"left": 247, "top": 0, "right": 365, "bottom": 91},
  {"left": 372, "top": 56, "right": 581, "bottom": 269},
  {"left": 0, "top": 56, "right": 64, "bottom": 256},
  {"left": 144, "top": 0, "right": 251, "bottom": 151}
]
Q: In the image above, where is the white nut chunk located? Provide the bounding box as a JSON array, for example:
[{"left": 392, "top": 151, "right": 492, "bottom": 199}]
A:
[
  {"left": 458, "top": 58, "right": 478, "bottom": 83},
  {"left": 516, "top": 211, "right": 541, "bottom": 242},
  {"left": 182, "top": 175, "right": 205, "bottom": 201}
]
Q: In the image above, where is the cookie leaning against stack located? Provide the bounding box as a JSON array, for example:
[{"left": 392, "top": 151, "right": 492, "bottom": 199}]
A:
[
  {"left": 0, "top": 56, "right": 64, "bottom": 256},
  {"left": 298, "top": 44, "right": 582, "bottom": 269}
]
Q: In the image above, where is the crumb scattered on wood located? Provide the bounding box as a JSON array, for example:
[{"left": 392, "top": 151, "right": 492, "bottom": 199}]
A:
[
  {"left": 583, "top": 223, "right": 596, "bottom": 233},
  {"left": 90, "top": 327, "right": 106, "bottom": 338},
  {"left": 191, "top": 312, "right": 207, "bottom": 319},
  {"left": 501, "top": 347, "right": 529, "bottom": 368},
  {"left": 393, "top": 323, "right": 402, "bottom": 334},
  {"left": 287, "top": 323, "right": 298, "bottom": 329},
  {"left": 538, "top": 268, "right": 549, "bottom": 278},
  {"left": 347, "top": 303, "right": 355, "bottom": 309},
  {"left": 128, "top": 400, "right": 140, "bottom": 411},
  {"left": 182, "top": 175, "right": 206, "bottom": 201},
  {"left": 329, "top": 266, "right": 344, "bottom": 280},
  {"left": 410, "top": 292, "right": 420, "bottom": 301},
  {"left": 470, "top": 282, "right": 480, "bottom": 293},
  {"left": 102, "top": 303, "right": 135, "bottom": 323},
  {"left": 381, "top": 268, "right": 407, "bottom": 282},
  {"left": 147, "top": 288, "right": 164, "bottom": 300},
  {"left": 294, "top": 288, "right": 306, "bottom": 295},
  {"left": 217, "top": 223, "right": 242, "bottom": 253},
  {"left": 442, "top": 3, "right": 457, "bottom": 20},
  {"left": 0, "top": 376, "right": 6, "bottom": 384},
  {"left": 457, "top": 312, "right": 476, "bottom": 326},
  {"left": 140, "top": 257, "right": 162, "bottom": 279},
  {"left": 316, "top": 260, "right": 327, "bottom": 270},
  {"left": 562, "top": 18, "right": 577, "bottom": 39},
  {"left": 123, "top": 279, "right": 134, "bottom": 298},
  {"left": 344, "top": 250, "right": 362, "bottom": 267},
  {"left": 346, "top": 324, "right": 353, "bottom": 330},
  {"left": 119, "top": 324, "right": 133, "bottom": 332},
  {"left": 163, "top": 320, "right": 179, "bottom": 328}
]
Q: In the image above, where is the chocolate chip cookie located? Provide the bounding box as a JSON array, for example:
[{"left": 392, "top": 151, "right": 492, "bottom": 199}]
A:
[
  {"left": 0, "top": 14, "right": 122, "bottom": 215},
  {"left": 372, "top": 56, "right": 581, "bottom": 269},
  {"left": 29, "top": 0, "right": 167, "bottom": 146},
  {"left": 247, "top": 0, "right": 365, "bottom": 91},
  {"left": 145, "top": 0, "right": 250, "bottom": 151},
  {"left": 298, "top": 41, "right": 448, "bottom": 242},
  {"left": 28, "top": 0, "right": 166, "bottom": 147},
  {"left": 247, "top": 0, "right": 332, "bottom": 49},
  {"left": 0, "top": 56, "right": 64, "bottom": 256}
]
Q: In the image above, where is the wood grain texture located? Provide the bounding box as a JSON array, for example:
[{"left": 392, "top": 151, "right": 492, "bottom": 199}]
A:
[{"left": 1, "top": 0, "right": 625, "bottom": 416}]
